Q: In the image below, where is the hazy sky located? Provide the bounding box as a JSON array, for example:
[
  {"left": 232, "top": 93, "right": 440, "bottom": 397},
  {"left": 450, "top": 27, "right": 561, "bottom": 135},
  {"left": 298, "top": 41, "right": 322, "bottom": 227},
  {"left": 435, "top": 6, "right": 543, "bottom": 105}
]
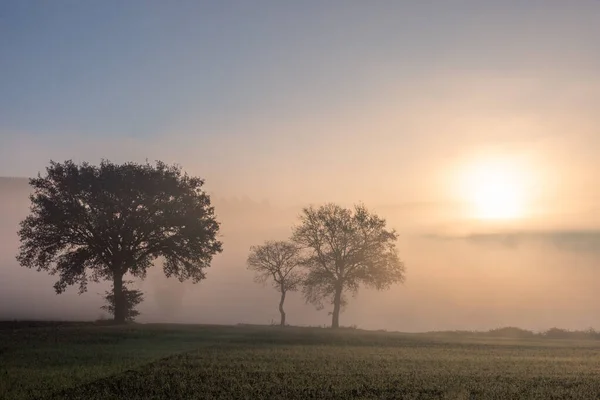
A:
[
  {"left": 2, "top": 2, "right": 600, "bottom": 331},
  {"left": 2, "top": 1, "right": 599, "bottom": 211}
]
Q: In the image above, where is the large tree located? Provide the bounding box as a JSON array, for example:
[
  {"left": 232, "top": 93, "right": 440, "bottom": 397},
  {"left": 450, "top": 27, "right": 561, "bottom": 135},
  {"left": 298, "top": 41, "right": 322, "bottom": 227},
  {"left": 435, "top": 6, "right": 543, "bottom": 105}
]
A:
[
  {"left": 292, "top": 203, "right": 405, "bottom": 328},
  {"left": 17, "top": 160, "right": 222, "bottom": 323},
  {"left": 247, "top": 240, "right": 303, "bottom": 326}
]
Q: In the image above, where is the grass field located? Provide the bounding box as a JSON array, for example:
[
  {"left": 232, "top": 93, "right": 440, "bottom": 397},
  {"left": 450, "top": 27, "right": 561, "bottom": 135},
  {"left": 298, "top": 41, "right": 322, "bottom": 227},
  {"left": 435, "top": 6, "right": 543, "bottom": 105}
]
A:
[{"left": 3, "top": 322, "right": 600, "bottom": 399}]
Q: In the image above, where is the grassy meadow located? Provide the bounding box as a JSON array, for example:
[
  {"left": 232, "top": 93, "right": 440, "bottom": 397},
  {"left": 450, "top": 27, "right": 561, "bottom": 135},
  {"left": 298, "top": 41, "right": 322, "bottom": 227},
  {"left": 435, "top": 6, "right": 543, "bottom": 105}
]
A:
[{"left": 2, "top": 322, "right": 600, "bottom": 399}]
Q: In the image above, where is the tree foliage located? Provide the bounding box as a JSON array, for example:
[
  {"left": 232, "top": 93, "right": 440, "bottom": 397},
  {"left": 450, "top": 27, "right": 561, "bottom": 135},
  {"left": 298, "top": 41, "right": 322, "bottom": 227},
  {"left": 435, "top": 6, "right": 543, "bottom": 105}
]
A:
[
  {"left": 292, "top": 203, "right": 405, "bottom": 328},
  {"left": 101, "top": 281, "right": 144, "bottom": 322},
  {"left": 17, "top": 159, "right": 222, "bottom": 322},
  {"left": 247, "top": 240, "right": 303, "bottom": 326},
  {"left": 247, "top": 240, "right": 304, "bottom": 291}
]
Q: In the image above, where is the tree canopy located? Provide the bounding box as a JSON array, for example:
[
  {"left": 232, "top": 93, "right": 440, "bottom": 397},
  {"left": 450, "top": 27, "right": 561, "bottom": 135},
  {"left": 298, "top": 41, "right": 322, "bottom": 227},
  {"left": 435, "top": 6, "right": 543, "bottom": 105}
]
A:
[
  {"left": 292, "top": 203, "right": 405, "bottom": 328},
  {"left": 17, "top": 159, "right": 222, "bottom": 323},
  {"left": 247, "top": 240, "right": 304, "bottom": 326}
]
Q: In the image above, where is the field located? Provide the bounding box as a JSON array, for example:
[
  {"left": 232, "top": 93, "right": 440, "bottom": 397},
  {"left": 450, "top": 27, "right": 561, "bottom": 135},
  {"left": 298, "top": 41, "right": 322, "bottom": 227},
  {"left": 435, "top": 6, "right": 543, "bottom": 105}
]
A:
[{"left": 3, "top": 322, "right": 600, "bottom": 399}]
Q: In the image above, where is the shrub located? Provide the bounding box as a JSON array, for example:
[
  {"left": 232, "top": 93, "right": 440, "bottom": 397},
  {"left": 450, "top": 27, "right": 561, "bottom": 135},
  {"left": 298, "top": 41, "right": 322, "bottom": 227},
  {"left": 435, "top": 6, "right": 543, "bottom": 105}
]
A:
[{"left": 100, "top": 281, "right": 144, "bottom": 322}]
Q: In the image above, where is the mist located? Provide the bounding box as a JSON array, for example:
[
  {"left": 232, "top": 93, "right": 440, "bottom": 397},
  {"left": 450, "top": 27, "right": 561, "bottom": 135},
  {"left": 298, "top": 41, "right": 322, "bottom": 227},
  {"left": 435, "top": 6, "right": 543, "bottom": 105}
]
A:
[
  {"left": 2, "top": 177, "right": 600, "bottom": 332},
  {"left": 2, "top": 1, "right": 600, "bottom": 332}
]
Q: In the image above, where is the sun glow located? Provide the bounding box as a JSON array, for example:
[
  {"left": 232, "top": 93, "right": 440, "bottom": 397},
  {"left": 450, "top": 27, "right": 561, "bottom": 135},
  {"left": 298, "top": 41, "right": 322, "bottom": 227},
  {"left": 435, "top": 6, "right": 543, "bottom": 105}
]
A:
[{"left": 459, "top": 156, "right": 530, "bottom": 221}]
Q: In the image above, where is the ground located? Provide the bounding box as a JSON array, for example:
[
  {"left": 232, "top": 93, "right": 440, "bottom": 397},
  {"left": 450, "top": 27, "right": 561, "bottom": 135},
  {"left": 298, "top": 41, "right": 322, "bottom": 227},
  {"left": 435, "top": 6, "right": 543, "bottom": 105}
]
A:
[{"left": 2, "top": 322, "right": 600, "bottom": 399}]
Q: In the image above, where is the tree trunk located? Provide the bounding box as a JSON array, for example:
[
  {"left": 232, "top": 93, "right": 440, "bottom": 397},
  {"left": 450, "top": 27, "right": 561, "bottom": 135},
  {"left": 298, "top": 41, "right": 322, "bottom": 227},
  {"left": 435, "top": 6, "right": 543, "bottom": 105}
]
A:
[
  {"left": 279, "top": 288, "right": 286, "bottom": 327},
  {"left": 331, "top": 286, "right": 342, "bottom": 329},
  {"left": 113, "top": 272, "right": 126, "bottom": 324}
]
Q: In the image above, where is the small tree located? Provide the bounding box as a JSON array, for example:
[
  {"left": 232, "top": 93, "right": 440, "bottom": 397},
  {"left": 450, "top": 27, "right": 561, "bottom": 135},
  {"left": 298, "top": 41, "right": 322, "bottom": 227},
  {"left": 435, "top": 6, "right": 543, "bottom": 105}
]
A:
[
  {"left": 101, "top": 281, "right": 144, "bottom": 322},
  {"left": 247, "top": 240, "right": 303, "bottom": 327},
  {"left": 292, "top": 203, "right": 406, "bottom": 328},
  {"left": 17, "top": 160, "right": 222, "bottom": 323}
]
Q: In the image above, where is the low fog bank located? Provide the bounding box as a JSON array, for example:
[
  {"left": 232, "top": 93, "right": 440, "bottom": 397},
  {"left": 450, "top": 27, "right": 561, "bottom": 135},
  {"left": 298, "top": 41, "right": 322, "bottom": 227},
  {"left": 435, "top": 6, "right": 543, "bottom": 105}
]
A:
[{"left": 2, "top": 177, "right": 600, "bottom": 332}]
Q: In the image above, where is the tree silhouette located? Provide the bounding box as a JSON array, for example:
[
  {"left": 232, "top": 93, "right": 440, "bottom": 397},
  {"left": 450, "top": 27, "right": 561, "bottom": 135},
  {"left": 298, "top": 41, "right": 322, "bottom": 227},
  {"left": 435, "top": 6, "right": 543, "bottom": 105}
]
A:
[
  {"left": 17, "top": 160, "right": 222, "bottom": 323},
  {"left": 247, "top": 240, "right": 303, "bottom": 327},
  {"left": 292, "top": 203, "right": 405, "bottom": 328},
  {"left": 101, "top": 280, "right": 144, "bottom": 322}
]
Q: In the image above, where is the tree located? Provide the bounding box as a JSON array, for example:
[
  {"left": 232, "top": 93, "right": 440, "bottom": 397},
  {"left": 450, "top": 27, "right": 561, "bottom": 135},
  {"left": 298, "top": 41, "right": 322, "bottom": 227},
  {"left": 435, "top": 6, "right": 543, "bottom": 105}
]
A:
[
  {"left": 292, "top": 203, "right": 405, "bottom": 328},
  {"left": 17, "top": 160, "right": 222, "bottom": 323},
  {"left": 247, "top": 240, "right": 303, "bottom": 327},
  {"left": 101, "top": 280, "right": 144, "bottom": 322}
]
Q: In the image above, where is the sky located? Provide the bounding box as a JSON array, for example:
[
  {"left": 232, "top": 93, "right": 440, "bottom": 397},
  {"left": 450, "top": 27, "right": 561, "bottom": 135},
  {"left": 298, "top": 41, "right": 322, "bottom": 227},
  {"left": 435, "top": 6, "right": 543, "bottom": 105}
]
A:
[
  {"left": 1, "top": 1, "right": 600, "bottom": 331},
  {"left": 2, "top": 1, "right": 599, "bottom": 207}
]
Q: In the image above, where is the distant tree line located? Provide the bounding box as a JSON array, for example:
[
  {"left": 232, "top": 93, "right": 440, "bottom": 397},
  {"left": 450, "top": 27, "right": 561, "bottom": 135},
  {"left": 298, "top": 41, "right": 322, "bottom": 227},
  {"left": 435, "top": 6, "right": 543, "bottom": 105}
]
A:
[
  {"left": 424, "top": 326, "right": 600, "bottom": 341},
  {"left": 16, "top": 159, "right": 406, "bottom": 328}
]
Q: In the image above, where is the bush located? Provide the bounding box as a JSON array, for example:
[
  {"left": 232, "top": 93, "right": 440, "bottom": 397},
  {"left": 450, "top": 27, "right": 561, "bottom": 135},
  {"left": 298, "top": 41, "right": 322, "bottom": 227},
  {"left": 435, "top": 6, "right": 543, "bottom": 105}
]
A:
[
  {"left": 486, "top": 327, "right": 535, "bottom": 338},
  {"left": 100, "top": 281, "right": 144, "bottom": 322}
]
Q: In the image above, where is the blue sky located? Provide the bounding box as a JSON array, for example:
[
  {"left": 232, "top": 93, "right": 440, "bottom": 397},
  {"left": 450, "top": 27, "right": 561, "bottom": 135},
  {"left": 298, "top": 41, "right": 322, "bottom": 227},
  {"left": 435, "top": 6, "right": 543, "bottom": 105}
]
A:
[
  {"left": 2, "top": 1, "right": 597, "bottom": 136},
  {"left": 1, "top": 1, "right": 599, "bottom": 209}
]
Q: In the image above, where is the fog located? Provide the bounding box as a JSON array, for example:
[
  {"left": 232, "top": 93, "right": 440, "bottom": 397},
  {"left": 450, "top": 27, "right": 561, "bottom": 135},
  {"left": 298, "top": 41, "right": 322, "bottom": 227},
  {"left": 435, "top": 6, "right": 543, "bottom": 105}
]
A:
[
  {"left": 2, "top": 177, "right": 600, "bottom": 332},
  {"left": 2, "top": 2, "right": 600, "bottom": 332}
]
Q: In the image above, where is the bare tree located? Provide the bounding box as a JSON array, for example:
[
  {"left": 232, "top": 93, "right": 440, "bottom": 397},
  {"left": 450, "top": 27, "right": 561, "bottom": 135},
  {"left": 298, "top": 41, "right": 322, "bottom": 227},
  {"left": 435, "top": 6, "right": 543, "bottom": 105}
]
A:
[
  {"left": 247, "top": 240, "right": 303, "bottom": 327},
  {"left": 292, "top": 203, "right": 405, "bottom": 328}
]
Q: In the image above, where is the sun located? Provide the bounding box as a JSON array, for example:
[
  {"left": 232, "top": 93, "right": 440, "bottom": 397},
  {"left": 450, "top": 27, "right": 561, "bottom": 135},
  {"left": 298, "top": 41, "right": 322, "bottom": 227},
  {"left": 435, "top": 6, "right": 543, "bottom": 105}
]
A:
[
  {"left": 458, "top": 157, "right": 528, "bottom": 221},
  {"left": 471, "top": 170, "right": 522, "bottom": 219}
]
